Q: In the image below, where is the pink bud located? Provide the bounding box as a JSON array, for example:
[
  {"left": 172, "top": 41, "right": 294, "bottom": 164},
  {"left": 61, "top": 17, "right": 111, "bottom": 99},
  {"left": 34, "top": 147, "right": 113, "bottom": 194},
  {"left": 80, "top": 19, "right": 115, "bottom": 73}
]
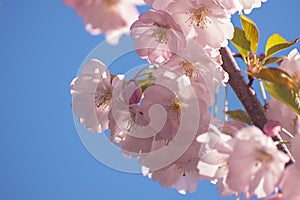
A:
[
  {"left": 123, "top": 81, "right": 142, "bottom": 105},
  {"left": 129, "top": 85, "right": 142, "bottom": 105},
  {"left": 263, "top": 120, "right": 282, "bottom": 137}
]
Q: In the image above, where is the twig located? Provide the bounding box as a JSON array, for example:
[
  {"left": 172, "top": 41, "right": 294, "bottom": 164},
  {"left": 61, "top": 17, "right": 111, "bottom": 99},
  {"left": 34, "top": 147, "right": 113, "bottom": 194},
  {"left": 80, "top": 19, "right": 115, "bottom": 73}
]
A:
[{"left": 224, "top": 86, "right": 228, "bottom": 122}]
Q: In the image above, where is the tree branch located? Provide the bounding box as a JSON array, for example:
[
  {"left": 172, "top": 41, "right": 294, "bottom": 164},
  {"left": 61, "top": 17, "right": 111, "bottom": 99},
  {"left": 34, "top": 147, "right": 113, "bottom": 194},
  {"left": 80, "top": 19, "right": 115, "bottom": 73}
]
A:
[
  {"left": 220, "top": 47, "right": 267, "bottom": 129},
  {"left": 220, "top": 47, "right": 293, "bottom": 163}
]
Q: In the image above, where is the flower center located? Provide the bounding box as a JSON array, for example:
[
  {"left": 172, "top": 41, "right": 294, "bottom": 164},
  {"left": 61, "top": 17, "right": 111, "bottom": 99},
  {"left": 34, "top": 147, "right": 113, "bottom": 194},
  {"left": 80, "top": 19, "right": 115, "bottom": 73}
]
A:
[
  {"left": 246, "top": 57, "right": 261, "bottom": 73},
  {"left": 95, "top": 90, "right": 112, "bottom": 109},
  {"left": 105, "top": 0, "right": 119, "bottom": 13},
  {"left": 186, "top": 8, "right": 210, "bottom": 29},
  {"left": 153, "top": 22, "right": 170, "bottom": 44},
  {"left": 255, "top": 150, "right": 273, "bottom": 166},
  {"left": 181, "top": 61, "right": 199, "bottom": 78},
  {"left": 169, "top": 98, "right": 182, "bottom": 113}
]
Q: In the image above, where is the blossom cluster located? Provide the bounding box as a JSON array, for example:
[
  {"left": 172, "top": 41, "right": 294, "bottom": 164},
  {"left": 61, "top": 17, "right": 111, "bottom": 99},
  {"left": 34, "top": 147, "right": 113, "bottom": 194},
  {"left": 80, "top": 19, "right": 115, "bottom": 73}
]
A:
[{"left": 67, "top": 0, "right": 300, "bottom": 199}]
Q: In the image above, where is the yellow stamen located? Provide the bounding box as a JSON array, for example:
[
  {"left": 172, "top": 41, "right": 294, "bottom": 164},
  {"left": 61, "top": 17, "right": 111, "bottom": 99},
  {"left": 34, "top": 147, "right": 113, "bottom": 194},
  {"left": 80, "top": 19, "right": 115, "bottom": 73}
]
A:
[
  {"left": 255, "top": 150, "right": 273, "bottom": 166},
  {"left": 170, "top": 98, "right": 182, "bottom": 113}
]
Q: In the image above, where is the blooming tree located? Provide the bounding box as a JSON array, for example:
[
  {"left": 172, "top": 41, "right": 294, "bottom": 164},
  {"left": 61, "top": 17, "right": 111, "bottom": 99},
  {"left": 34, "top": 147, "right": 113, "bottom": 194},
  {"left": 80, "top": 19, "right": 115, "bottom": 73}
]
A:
[{"left": 64, "top": 0, "right": 300, "bottom": 199}]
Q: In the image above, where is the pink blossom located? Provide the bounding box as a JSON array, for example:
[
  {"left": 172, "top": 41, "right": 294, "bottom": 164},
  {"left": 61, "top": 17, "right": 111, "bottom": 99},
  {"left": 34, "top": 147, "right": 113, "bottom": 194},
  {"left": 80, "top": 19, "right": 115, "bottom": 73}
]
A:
[
  {"left": 144, "top": 0, "right": 173, "bottom": 10},
  {"left": 218, "top": 0, "right": 267, "bottom": 14},
  {"left": 167, "top": 0, "right": 234, "bottom": 48},
  {"left": 277, "top": 135, "right": 300, "bottom": 199},
  {"left": 144, "top": 163, "right": 201, "bottom": 194},
  {"left": 142, "top": 141, "right": 202, "bottom": 194},
  {"left": 280, "top": 48, "right": 300, "bottom": 82},
  {"left": 141, "top": 71, "right": 211, "bottom": 142},
  {"left": 141, "top": 84, "right": 181, "bottom": 141},
  {"left": 63, "top": 0, "right": 141, "bottom": 44},
  {"left": 218, "top": 126, "right": 289, "bottom": 198},
  {"left": 130, "top": 9, "right": 186, "bottom": 64},
  {"left": 196, "top": 121, "right": 246, "bottom": 197},
  {"left": 137, "top": 72, "right": 213, "bottom": 193},
  {"left": 291, "top": 134, "right": 300, "bottom": 166},
  {"left": 197, "top": 147, "right": 229, "bottom": 180},
  {"left": 152, "top": 41, "right": 228, "bottom": 96},
  {"left": 263, "top": 120, "right": 282, "bottom": 137},
  {"left": 216, "top": 177, "right": 237, "bottom": 197},
  {"left": 107, "top": 80, "right": 155, "bottom": 157},
  {"left": 238, "top": 0, "right": 267, "bottom": 14},
  {"left": 171, "top": 171, "right": 200, "bottom": 194},
  {"left": 265, "top": 48, "right": 300, "bottom": 144},
  {"left": 266, "top": 97, "right": 300, "bottom": 142},
  {"left": 70, "top": 59, "right": 122, "bottom": 133},
  {"left": 145, "top": 164, "right": 182, "bottom": 188},
  {"left": 109, "top": 104, "right": 154, "bottom": 157},
  {"left": 267, "top": 193, "right": 283, "bottom": 200},
  {"left": 122, "top": 81, "right": 142, "bottom": 105},
  {"left": 217, "top": 0, "right": 242, "bottom": 14},
  {"left": 197, "top": 125, "right": 236, "bottom": 197},
  {"left": 221, "top": 120, "right": 246, "bottom": 136},
  {"left": 280, "top": 165, "right": 300, "bottom": 200}
]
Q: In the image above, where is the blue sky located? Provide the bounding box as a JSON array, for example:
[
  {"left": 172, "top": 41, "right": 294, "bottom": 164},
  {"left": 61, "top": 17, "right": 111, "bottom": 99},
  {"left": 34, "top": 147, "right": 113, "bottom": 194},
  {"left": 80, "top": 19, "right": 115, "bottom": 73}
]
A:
[{"left": 0, "top": 1, "right": 299, "bottom": 200}]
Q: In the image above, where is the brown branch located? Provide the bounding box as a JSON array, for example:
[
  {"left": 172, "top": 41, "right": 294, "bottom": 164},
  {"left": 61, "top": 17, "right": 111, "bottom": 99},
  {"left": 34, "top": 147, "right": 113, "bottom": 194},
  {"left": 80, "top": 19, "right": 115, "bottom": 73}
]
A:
[
  {"left": 220, "top": 47, "right": 293, "bottom": 164},
  {"left": 220, "top": 47, "right": 267, "bottom": 129},
  {"left": 232, "top": 53, "right": 243, "bottom": 58}
]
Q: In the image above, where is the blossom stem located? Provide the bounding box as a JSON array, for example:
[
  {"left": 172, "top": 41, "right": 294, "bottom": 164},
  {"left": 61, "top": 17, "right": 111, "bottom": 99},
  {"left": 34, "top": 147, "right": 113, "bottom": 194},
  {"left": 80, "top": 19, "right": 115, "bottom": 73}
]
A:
[
  {"left": 276, "top": 134, "right": 295, "bottom": 162},
  {"left": 213, "top": 87, "right": 219, "bottom": 118},
  {"left": 259, "top": 80, "right": 267, "bottom": 106},
  {"left": 224, "top": 86, "right": 228, "bottom": 122},
  {"left": 132, "top": 65, "right": 156, "bottom": 81},
  {"left": 134, "top": 71, "right": 154, "bottom": 80}
]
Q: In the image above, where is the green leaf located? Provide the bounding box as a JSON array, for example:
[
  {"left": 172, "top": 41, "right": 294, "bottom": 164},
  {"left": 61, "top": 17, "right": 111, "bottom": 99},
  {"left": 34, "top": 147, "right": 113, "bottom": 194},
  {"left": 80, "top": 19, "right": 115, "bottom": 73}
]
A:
[
  {"left": 265, "top": 82, "right": 300, "bottom": 115},
  {"left": 265, "top": 34, "right": 298, "bottom": 59},
  {"left": 240, "top": 13, "right": 259, "bottom": 54},
  {"left": 248, "top": 67, "right": 297, "bottom": 89},
  {"left": 226, "top": 110, "right": 252, "bottom": 125},
  {"left": 261, "top": 56, "right": 284, "bottom": 66},
  {"left": 231, "top": 27, "right": 251, "bottom": 58}
]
